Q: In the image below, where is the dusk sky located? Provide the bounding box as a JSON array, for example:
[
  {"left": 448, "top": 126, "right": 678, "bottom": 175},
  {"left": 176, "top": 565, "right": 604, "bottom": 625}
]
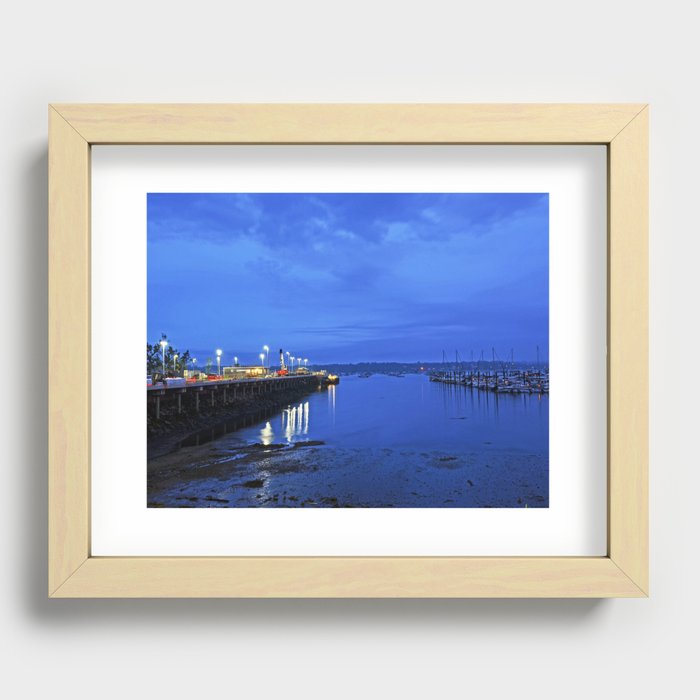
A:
[{"left": 147, "top": 193, "right": 548, "bottom": 366}]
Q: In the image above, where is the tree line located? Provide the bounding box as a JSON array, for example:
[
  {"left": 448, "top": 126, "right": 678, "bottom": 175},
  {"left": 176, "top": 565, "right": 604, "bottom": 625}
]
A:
[{"left": 146, "top": 334, "right": 196, "bottom": 377}]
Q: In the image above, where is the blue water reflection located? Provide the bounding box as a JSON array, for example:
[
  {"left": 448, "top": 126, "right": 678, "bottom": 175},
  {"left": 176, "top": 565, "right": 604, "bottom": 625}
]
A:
[{"left": 238, "top": 374, "right": 547, "bottom": 455}]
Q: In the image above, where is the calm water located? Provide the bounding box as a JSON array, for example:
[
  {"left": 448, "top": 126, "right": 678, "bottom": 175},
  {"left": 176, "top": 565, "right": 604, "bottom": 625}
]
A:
[
  {"left": 148, "top": 374, "right": 549, "bottom": 508},
  {"left": 236, "top": 374, "right": 547, "bottom": 451}
]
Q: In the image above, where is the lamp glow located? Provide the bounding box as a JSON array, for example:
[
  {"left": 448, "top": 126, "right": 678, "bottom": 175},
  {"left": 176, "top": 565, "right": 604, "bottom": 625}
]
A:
[{"left": 159, "top": 339, "right": 168, "bottom": 375}]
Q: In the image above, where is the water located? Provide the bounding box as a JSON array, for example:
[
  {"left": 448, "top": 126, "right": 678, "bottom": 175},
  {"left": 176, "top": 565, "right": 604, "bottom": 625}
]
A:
[
  {"left": 148, "top": 374, "right": 549, "bottom": 508},
  {"left": 237, "top": 374, "right": 547, "bottom": 453}
]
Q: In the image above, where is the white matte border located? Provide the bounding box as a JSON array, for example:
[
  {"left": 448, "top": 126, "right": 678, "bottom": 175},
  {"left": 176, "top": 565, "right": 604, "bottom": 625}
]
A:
[{"left": 91, "top": 145, "right": 607, "bottom": 556}]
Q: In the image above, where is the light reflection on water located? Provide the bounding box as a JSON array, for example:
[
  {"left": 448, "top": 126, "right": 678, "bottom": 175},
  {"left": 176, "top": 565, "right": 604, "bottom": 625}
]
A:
[
  {"left": 260, "top": 421, "right": 274, "bottom": 446},
  {"left": 328, "top": 383, "right": 336, "bottom": 422},
  {"left": 263, "top": 400, "right": 311, "bottom": 444}
]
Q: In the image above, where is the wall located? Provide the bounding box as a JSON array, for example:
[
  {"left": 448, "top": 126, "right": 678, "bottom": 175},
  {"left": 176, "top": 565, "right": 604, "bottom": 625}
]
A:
[{"left": 1, "top": 1, "right": 695, "bottom": 697}]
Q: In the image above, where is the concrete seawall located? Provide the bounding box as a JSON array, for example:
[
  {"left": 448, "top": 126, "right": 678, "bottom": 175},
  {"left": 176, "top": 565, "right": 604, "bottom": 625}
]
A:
[{"left": 147, "top": 375, "right": 327, "bottom": 460}]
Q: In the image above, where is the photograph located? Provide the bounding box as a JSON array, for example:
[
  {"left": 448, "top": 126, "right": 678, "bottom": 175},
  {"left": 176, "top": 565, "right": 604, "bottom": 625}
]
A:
[{"left": 146, "top": 192, "right": 549, "bottom": 508}]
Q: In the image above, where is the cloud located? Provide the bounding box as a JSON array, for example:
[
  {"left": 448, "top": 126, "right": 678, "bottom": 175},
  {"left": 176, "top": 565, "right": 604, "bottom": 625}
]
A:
[
  {"left": 148, "top": 193, "right": 549, "bottom": 361},
  {"left": 382, "top": 222, "right": 418, "bottom": 243}
]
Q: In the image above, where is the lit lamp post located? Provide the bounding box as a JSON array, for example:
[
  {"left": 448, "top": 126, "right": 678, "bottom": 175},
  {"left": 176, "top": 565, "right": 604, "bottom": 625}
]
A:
[
  {"left": 291, "top": 356, "right": 295, "bottom": 371},
  {"left": 234, "top": 356, "right": 238, "bottom": 367},
  {"left": 263, "top": 345, "right": 269, "bottom": 370},
  {"left": 173, "top": 354, "right": 178, "bottom": 375},
  {"left": 304, "top": 358, "right": 308, "bottom": 368},
  {"left": 285, "top": 351, "right": 290, "bottom": 369},
  {"left": 190, "top": 358, "right": 197, "bottom": 376},
  {"left": 216, "top": 348, "right": 222, "bottom": 376},
  {"left": 159, "top": 339, "right": 168, "bottom": 375},
  {"left": 259, "top": 352, "right": 265, "bottom": 372}
]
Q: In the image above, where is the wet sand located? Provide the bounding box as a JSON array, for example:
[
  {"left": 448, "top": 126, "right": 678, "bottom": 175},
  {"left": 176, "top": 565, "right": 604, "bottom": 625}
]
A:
[{"left": 147, "top": 439, "right": 548, "bottom": 508}]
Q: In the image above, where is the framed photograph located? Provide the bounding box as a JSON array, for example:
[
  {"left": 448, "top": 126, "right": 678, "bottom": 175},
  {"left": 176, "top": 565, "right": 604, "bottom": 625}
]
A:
[{"left": 49, "top": 104, "right": 648, "bottom": 597}]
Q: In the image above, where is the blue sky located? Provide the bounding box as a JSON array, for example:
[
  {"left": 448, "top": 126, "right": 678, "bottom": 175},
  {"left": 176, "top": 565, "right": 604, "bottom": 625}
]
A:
[{"left": 147, "top": 193, "right": 548, "bottom": 365}]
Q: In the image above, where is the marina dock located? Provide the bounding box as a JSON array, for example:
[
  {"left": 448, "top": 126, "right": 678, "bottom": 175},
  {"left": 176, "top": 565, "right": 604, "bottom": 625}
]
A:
[{"left": 429, "top": 368, "right": 548, "bottom": 394}]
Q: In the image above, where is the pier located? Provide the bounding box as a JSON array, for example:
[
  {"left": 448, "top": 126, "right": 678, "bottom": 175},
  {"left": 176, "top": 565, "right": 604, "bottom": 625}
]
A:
[{"left": 147, "top": 372, "right": 329, "bottom": 419}]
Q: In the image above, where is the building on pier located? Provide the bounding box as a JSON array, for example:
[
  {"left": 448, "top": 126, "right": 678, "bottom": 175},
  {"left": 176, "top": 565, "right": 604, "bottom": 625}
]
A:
[{"left": 222, "top": 365, "right": 265, "bottom": 378}]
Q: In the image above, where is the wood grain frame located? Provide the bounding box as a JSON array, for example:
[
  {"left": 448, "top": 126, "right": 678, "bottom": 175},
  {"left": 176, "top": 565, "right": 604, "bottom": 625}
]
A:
[{"left": 48, "top": 104, "right": 648, "bottom": 598}]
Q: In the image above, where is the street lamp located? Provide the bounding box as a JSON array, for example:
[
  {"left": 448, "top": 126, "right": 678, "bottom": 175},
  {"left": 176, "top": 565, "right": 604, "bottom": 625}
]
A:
[
  {"left": 291, "top": 356, "right": 295, "bottom": 371},
  {"left": 190, "top": 358, "right": 197, "bottom": 376},
  {"left": 304, "top": 358, "right": 308, "bottom": 368},
  {"left": 216, "top": 348, "right": 222, "bottom": 376},
  {"left": 159, "top": 339, "right": 168, "bottom": 375},
  {"left": 285, "top": 351, "right": 290, "bottom": 369},
  {"left": 234, "top": 356, "right": 238, "bottom": 366},
  {"left": 259, "top": 352, "right": 265, "bottom": 371},
  {"left": 263, "top": 345, "right": 269, "bottom": 369},
  {"left": 173, "top": 354, "right": 178, "bottom": 374}
]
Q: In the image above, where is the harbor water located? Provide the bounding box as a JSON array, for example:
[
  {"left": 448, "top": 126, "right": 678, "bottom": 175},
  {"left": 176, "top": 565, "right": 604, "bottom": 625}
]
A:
[{"left": 147, "top": 373, "right": 549, "bottom": 508}]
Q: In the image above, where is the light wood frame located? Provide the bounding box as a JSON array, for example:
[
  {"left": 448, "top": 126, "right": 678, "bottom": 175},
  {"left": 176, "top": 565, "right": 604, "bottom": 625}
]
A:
[{"left": 48, "top": 104, "right": 648, "bottom": 598}]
